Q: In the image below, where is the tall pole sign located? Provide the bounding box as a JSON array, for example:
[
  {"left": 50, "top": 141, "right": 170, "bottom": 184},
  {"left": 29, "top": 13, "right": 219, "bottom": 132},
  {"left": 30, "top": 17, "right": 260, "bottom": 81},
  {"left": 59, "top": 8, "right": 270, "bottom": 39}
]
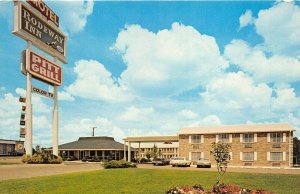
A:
[
  {"left": 13, "top": 0, "right": 67, "bottom": 156},
  {"left": 13, "top": 1, "right": 67, "bottom": 64}
]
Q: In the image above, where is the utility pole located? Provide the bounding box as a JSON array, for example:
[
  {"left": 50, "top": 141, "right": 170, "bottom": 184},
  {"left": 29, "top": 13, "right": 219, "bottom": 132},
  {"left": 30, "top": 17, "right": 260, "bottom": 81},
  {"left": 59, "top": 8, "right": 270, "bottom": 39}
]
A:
[{"left": 91, "top": 127, "right": 97, "bottom": 137}]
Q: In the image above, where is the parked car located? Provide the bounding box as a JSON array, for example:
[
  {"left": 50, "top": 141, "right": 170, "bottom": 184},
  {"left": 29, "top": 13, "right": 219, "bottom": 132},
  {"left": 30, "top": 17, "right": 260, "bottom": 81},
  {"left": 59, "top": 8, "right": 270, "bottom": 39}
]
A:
[
  {"left": 170, "top": 157, "right": 191, "bottom": 167},
  {"left": 152, "top": 158, "right": 169, "bottom": 166},
  {"left": 196, "top": 158, "right": 211, "bottom": 168}
]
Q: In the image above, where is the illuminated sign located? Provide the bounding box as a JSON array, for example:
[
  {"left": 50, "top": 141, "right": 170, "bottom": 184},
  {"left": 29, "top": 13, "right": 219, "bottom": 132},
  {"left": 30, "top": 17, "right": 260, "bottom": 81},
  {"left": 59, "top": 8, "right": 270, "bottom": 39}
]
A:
[
  {"left": 26, "top": 49, "right": 62, "bottom": 86},
  {"left": 13, "top": 1, "right": 67, "bottom": 64},
  {"left": 26, "top": 0, "right": 59, "bottom": 27}
]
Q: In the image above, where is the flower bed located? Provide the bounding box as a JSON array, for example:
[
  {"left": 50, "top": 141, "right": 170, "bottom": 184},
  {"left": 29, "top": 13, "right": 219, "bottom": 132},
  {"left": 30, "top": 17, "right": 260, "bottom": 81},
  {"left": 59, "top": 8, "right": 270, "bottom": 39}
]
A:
[{"left": 165, "top": 184, "right": 273, "bottom": 194}]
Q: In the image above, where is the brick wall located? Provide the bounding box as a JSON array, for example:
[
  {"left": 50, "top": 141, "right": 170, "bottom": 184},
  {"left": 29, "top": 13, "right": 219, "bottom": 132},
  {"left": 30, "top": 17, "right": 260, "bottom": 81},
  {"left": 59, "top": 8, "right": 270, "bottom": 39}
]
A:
[{"left": 179, "top": 132, "right": 292, "bottom": 167}]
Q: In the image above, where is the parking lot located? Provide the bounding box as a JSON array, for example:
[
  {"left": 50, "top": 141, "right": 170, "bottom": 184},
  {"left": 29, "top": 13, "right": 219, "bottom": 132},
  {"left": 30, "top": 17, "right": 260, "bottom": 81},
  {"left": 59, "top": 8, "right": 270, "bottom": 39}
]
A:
[{"left": 1, "top": 157, "right": 299, "bottom": 181}]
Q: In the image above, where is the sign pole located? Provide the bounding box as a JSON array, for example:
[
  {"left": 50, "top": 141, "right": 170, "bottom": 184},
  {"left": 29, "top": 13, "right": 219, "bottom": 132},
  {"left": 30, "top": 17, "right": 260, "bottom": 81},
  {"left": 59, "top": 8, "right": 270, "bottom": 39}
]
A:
[
  {"left": 25, "top": 41, "right": 33, "bottom": 156},
  {"left": 52, "top": 57, "right": 58, "bottom": 156}
]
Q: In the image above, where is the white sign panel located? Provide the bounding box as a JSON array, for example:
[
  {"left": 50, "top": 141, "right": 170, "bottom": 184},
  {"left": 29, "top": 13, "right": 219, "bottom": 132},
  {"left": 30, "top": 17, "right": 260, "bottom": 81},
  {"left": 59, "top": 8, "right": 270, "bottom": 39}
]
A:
[
  {"left": 32, "top": 86, "right": 54, "bottom": 99},
  {"left": 25, "top": 49, "right": 62, "bottom": 86},
  {"left": 13, "top": 1, "right": 67, "bottom": 64}
]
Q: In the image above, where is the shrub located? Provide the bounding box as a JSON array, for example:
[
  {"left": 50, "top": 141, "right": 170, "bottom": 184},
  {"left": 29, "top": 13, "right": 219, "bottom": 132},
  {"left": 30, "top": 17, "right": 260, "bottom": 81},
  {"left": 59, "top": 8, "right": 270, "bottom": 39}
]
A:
[
  {"left": 140, "top": 158, "right": 151, "bottom": 163},
  {"left": 21, "top": 153, "right": 62, "bottom": 164},
  {"left": 102, "top": 160, "right": 136, "bottom": 169},
  {"left": 66, "top": 156, "right": 78, "bottom": 161}
]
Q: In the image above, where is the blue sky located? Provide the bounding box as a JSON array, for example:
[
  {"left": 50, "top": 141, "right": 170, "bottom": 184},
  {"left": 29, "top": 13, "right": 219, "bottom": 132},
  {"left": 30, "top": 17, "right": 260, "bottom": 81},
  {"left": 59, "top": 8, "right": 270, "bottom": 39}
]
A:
[{"left": 0, "top": 1, "right": 300, "bottom": 146}]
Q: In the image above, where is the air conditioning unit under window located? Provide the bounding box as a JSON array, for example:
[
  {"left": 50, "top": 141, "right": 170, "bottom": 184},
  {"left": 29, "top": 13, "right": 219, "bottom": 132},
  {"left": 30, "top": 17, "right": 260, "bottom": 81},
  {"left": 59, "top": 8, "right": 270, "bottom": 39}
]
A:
[
  {"left": 272, "top": 143, "right": 281, "bottom": 148},
  {"left": 244, "top": 144, "right": 253, "bottom": 148}
]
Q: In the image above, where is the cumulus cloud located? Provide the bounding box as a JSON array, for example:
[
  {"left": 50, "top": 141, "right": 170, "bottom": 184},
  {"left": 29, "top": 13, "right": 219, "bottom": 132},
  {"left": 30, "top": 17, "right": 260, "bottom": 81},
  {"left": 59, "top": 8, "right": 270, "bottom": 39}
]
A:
[
  {"left": 189, "top": 115, "right": 222, "bottom": 127},
  {"left": 224, "top": 39, "right": 300, "bottom": 84},
  {"left": 66, "top": 60, "right": 132, "bottom": 102},
  {"left": 112, "top": 22, "right": 228, "bottom": 97},
  {"left": 32, "top": 115, "right": 51, "bottom": 129},
  {"left": 60, "top": 117, "right": 125, "bottom": 143},
  {"left": 16, "top": 88, "right": 51, "bottom": 113},
  {"left": 58, "top": 90, "right": 75, "bottom": 101},
  {"left": 272, "top": 87, "right": 300, "bottom": 112},
  {"left": 120, "top": 106, "right": 154, "bottom": 122},
  {"left": 0, "top": 89, "right": 53, "bottom": 140},
  {"left": 201, "top": 71, "right": 273, "bottom": 110},
  {"left": 254, "top": 2, "right": 300, "bottom": 58},
  {"left": 178, "top": 109, "right": 198, "bottom": 119},
  {"left": 48, "top": 0, "right": 94, "bottom": 34},
  {"left": 239, "top": 10, "right": 255, "bottom": 29}
]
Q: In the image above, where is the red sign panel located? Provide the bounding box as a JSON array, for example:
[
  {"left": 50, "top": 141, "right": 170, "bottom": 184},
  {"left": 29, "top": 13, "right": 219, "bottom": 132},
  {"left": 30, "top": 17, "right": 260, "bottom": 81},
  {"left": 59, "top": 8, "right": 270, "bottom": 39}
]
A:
[
  {"left": 26, "top": 50, "right": 62, "bottom": 86},
  {"left": 26, "top": 0, "right": 59, "bottom": 27}
]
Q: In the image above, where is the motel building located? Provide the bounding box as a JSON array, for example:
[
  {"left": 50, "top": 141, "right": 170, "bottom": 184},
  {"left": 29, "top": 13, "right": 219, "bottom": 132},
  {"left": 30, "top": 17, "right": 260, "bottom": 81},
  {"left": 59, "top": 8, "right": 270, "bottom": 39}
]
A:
[
  {"left": 0, "top": 139, "right": 24, "bottom": 156},
  {"left": 132, "top": 142, "right": 179, "bottom": 159},
  {"left": 124, "top": 123, "right": 295, "bottom": 168},
  {"left": 56, "top": 136, "right": 137, "bottom": 160}
]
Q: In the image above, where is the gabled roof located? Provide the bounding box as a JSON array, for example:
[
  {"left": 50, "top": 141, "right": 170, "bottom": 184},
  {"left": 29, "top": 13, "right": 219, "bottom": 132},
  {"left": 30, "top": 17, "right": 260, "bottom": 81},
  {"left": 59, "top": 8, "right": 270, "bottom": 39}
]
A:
[
  {"left": 178, "top": 123, "right": 295, "bottom": 135},
  {"left": 58, "top": 136, "right": 136, "bottom": 151}
]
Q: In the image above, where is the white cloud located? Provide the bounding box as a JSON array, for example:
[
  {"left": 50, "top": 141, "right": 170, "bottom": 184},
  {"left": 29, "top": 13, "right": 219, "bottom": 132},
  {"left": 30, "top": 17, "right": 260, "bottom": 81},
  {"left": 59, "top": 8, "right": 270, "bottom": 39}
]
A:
[
  {"left": 60, "top": 117, "right": 126, "bottom": 143},
  {"left": 120, "top": 106, "right": 154, "bottom": 122},
  {"left": 32, "top": 115, "right": 51, "bottom": 129},
  {"left": 112, "top": 22, "right": 228, "bottom": 97},
  {"left": 48, "top": 0, "right": 94, "bottom": 34},
  {"left": 254, "top": 2, "right": 300, "bottom": 58},
  {"left": 224, "top": 39, "right": 300, "bottom": 84},
  {"left": 239, "top": 10, "right": 255, "bottom": 29},
  {"left": 16, "top": 88, "right": 51, "bottom": 113},
  {"left": 0, "top": 90, "right": 52, "bottom": 141},
  {"left": 66, "top": 60, "right": 132, "bottom": 102},
  {"left": 58, "top": 90, "right": 75, "bottom": 101},
  {"left": 189, "top": 115, "right": 222, "bottom": 127},
  {"left": 201, "top": 71, "right": 273, "bottom": 110},
  {"left": 272, "top": 87, "right": 300, "bottom": 112},
  {"left": 178, "top": 109, "right": 198, "bottom": 119}
]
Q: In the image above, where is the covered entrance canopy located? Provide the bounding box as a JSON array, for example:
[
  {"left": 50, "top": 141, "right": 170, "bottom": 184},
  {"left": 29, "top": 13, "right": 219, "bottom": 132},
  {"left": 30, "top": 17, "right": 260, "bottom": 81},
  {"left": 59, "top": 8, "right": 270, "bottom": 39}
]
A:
[{"left": 123, "top": 136, "right": 179, "bottom": 162}]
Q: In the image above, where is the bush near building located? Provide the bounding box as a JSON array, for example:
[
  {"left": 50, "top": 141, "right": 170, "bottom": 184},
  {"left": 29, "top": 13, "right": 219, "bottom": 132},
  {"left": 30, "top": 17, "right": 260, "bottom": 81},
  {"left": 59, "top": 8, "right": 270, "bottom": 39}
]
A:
[
  {"left": 102, "top": 160, "right": 136, "bottom": 168},
  {"left": 21, "top": 153, "right": 62, "bottom": 164}
]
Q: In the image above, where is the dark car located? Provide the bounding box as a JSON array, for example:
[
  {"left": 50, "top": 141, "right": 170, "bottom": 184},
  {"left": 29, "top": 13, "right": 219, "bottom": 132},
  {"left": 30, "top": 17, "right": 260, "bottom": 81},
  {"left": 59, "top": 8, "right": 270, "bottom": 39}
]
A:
[{"left": 152, "top": 158, "right": 169, "bottom": 166}]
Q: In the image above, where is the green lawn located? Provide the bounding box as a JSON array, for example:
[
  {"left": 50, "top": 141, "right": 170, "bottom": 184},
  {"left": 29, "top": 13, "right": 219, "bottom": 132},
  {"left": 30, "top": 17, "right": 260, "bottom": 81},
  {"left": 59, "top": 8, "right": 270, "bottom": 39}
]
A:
[{"left": 0, "top": 168, "right": 299, "bottom": 194}]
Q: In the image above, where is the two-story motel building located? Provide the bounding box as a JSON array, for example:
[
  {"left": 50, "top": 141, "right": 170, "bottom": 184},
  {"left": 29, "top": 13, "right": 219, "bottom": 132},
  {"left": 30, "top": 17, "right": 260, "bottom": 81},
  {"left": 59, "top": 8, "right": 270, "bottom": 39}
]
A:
[{"left": 125, "top": 123, "right": 295, "bottom": 168}]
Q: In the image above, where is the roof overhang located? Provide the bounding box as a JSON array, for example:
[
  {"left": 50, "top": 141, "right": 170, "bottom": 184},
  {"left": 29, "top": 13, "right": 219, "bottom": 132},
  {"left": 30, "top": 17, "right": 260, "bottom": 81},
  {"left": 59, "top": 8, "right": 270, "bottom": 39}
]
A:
[
  {"left": 178, "top": 123, "right": 296, "bottom": 135},
  {"left": 123, "top": 136, "right": 179, "bottom": 143}
]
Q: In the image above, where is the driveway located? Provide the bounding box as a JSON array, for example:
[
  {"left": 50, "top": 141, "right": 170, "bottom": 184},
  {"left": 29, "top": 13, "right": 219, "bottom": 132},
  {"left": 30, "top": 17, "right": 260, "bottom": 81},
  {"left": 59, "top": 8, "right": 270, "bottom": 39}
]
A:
[{"left": 0, "top": 161, "right": 102, "bottom": 181}]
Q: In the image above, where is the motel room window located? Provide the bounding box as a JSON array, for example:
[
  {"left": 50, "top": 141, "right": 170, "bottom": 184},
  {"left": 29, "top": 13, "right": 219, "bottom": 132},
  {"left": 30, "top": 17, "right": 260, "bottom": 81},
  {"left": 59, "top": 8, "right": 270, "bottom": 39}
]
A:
[
  {"left": 242, "top": 152, "right": 254, "bottom": 161},
  {"left": 191, "top": 135, "right": 201, "bottom": 144},
  {"left": 270, "top": 152, "right": 283, "bottom": 161},
  {"left": 219, "top": 134, "right": 230, "bottom": 143},
  {"left": 270, "top": 133, "right": 283, "bottom": 142},
  {"left": 243, "top": 133, "right": 254, "bottom": 143},
  {"left": 190, "top": 152, "right": 203, "bottom": 161}
]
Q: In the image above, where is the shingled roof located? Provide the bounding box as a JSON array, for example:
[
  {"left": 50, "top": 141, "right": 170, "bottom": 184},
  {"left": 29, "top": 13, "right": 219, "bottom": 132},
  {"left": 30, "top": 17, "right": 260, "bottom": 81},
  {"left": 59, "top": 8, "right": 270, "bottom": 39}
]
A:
[{"left": 58, "top": 136, "right": 136, "bottom": 151}]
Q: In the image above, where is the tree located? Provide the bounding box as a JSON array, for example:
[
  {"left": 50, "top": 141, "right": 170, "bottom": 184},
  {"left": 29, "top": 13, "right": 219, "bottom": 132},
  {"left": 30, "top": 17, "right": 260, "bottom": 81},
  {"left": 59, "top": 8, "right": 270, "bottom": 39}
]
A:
[
  {"left": 293, "top": 137, "right": 300, "bottom": 165},
  {"left": 146, "top": 151, "right": 151, "bottom": 160},
  {"left": 150, "top": 144, "right": 159, "bottom": 159},
  {"left": 210, "top": 142, "right": 231, "bottom": 184}
]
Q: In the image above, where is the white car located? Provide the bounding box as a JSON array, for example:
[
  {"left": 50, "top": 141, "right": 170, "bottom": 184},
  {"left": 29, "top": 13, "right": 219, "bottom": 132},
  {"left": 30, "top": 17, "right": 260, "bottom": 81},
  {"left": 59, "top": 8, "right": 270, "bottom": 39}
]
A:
[
  {"left": 196, "top": 158, "right": 211, "bottom": 168},
  {"left": 170, "top": 157, "right": 191, "bottom": 167}
]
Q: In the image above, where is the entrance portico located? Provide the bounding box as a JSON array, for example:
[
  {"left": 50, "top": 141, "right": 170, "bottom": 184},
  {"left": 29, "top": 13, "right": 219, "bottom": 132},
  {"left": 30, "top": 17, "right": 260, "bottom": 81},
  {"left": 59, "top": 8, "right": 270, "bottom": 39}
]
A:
[{"left": 123, "top": 136, "right": 179, "bottom": 162}]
